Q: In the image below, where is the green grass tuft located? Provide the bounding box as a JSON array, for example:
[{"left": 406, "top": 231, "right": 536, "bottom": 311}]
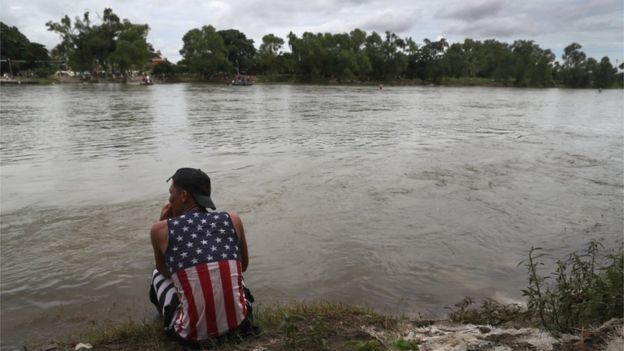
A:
[
  {"left": 447, "top": 297, "right": 525, "bottom": 326},
  {"left": 392, "top": 339, "right": 420, "bottom": 351}
]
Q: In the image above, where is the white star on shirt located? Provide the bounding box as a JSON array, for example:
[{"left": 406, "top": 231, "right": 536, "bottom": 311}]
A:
[
  {"left": 197, "top": 225, "right": 203, "bottom": 231},
  {"left": 169, "top": 256, "right": 174, "bottom": 262},
  {"left": 181, "top": 252, "right": 188, "bottom": 258},
  {"left": 201, "top": 219, "right": 207, "bottom": 224},
  {"left": 193, "top": 212, "right": 199, "bottom": 217},
  {"left": 207, "top": 255, "right": 213, "bottom": 261},
  {"left": 235, "top": 245, "right": 239, "bottom": 251},
  {"left": 216, "top": 238, "right": 222, "bottom": 243},
  {"left": 187, "top": 219, "right": 193, "bottom": 224},
  {"left": 173, "top": 220, "right": 180, "bottom": 226},
  {"left": 182, "top": 226, "right": 189, "bottom": 232},
  {"left": 192, "top": 258, "right": 198, "bottom": 264},
  {"left": 178, "top": 262, "right": 183, "bottom": 268},
  {"left": 201, "top": 239, "right": 208, "bottom": 245},
  {"left": 191, "top": 233, "right": 198, "bottom": 238},
  {"left": 231, "top": 253, "right": 237, "bottom": 259},
  {"left": 173, "top": 246, "right": 179, "bottom": 251},
  {"left": 196, "top": 248, "right": 203, "bottom": 254},
  {"left": 221, "top": 253, "right": 227, "bottom": 259},
  {"left": 176, "top": 235, "right": 183, "bottom": 242},
  {"left": 211, "top": 245, "right": 217, "bottom": 252},
  {"left": 210, "top": 223, "right": 217, "bottom": 228},
  {"left": 225, "top": 244, "right": 230, "bottom": 250},
  {"left": 223, "top": 221, "right": 229, "bottom": 226},
  {"left": 228, "top": 237, "right": 233, "bottom": 242},
  {"left": 169, "top": 230, "right": 174, "bottom": 235},
  {"left": 186, "top": 242, "right": 193, "bottom": 248},
  {"left": 213, "top": 215, "right": 220, "bottom": 220},
  {"left": 219, "top": 228, "right": 225, "bottom": 234}
]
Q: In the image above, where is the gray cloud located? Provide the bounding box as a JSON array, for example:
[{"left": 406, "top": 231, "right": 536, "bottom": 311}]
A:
[
  {"left": 553, "top": 0, "right": 622, "bottom": 21},
  {"left": 435, "top": 0, "right": 505, "bottom": 21},
  {"left": 355, "top": 9, "right": 421, "bottom": 33},
  {"left": 445, "top": 15, "right": 539, "bottom": 38},
  {"left": 574, "top": 17, "right": 624, "bottom": 33}
]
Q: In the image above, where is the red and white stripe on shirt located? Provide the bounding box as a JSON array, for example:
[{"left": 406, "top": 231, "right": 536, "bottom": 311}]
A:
[{"left": 171, "top": 260, "right": 248, "bottom": 340}]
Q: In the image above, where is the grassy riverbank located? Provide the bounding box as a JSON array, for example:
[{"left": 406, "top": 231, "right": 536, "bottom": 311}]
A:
[
  {"left": 46, "top": 303, "right": 405, "bottom": 351},
  {"left": 39, "top": 302, "right": 623, "bottom": 351}
]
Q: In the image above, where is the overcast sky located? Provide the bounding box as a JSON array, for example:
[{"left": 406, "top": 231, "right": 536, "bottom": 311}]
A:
[{"left": 2, "top": 0, "right": 623, "bottom": 64}]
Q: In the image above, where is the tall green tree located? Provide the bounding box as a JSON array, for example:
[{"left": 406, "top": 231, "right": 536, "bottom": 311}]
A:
[
  {"left": 48, "top": 11, "right": 105, "bottom": 71},
  {"left": 560, "top": 43, "right": 589, "bottom": 87},
  {"left": 364, "top": 31, "right": 384, "bottom": 80},
  {"left": 179, "top": 25, "right": 230, "bottom": 79},
  {"left": 257, "top": 34, "right": 284, "bottom": 75},
  {"left": 217, "top": 29, "right": 256, "bottom": 73},
  {"left": 350, "top": 29, "right": 372, "bottom": 80},
  {"left": 511, "top": 40, "right": 554, "bottom": 87},
  {"left": 90, "top": 9, "right": 123, "bottom": 73},
  {"left": 287, "top": 32, "right": 320, "bottom": 80},
  {"left": 325, "top": 32, "right": 349, "bottom": 80},
  {"left": 0, "top": 22, "right": 51, "bottom": 75},
  {"left": 46, "top": 8, "right": 152, "bottom": 74},
  {"left": 479, "top": 39, "right": 513, "bottom": 82},
  {"left": 379, "top": 31, "right": 408, "bottom": 80},
  {"left": 593, "top": 57, "right": 616, "bottom": 88},
  {"left": 259, "top": 34, "right": 284, "bottom": 56},
  {"left": 109, "top": 21, "right": 152, "bottom": 77},
  {"left": 443, "top": 42, "right": 468, "bottom": 78},
  {"left": 408, "top": 38, "right": 448, "bottom": 83}
]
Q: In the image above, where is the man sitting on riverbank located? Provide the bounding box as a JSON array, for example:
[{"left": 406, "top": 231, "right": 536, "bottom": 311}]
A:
[{"left": 149, "top": 168, "right": 254, "bottom": 345}]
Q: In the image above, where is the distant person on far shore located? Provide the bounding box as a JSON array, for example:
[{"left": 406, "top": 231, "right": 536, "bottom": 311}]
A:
[{"left": 148, "top": 168, "right": 255, "bottom": 346}]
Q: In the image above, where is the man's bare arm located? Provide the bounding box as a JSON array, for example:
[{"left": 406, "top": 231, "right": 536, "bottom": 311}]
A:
[
  {"left": 150, "top": 220, "right": 171, "bottom": 278},
  {"left": 228, "top": 211, "right": 249, "bottom": 272}
]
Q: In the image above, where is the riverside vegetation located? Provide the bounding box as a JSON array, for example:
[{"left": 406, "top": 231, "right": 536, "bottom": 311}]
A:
[
  {"left": 35, "top": 240, "right": 622, "bottom": 351},
  {"left": 1, "top": 8, "right": 623, "bottom": 88},
  {"left": 448, "top": 240, "right": 623, "bottom": 333}
]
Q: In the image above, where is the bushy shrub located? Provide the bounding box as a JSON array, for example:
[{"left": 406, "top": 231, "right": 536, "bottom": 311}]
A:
[
  {"left": 448, "top": 240, "right": 623, "bottom": 333},
  {"left": 522, "top": 240, "right": 623, "bottom": 333}
]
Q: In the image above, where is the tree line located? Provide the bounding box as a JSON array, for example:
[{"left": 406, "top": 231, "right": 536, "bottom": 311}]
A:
[{"left": 1, "top": 8, "right": 622, "bottom": 88}]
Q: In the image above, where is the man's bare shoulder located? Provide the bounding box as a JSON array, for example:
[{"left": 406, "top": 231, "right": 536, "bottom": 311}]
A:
[
  {"left": 227, "top": 211, "right": 245, "bottom": 228},
  {"left": 227, "top": 211, "right": 241, "bottom": 221},
  {"left": 151, "top": 219, "right": 168, "bottom": 235}
]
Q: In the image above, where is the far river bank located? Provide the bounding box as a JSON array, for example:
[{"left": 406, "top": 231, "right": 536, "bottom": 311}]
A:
[{"left": 3, "top": 74, "right": 622, "bottom": 88}]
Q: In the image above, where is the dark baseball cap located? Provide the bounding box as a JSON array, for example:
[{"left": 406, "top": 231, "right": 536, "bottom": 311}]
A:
[{"left": 166, "top": 168, "right": 216, "bottom": 210}]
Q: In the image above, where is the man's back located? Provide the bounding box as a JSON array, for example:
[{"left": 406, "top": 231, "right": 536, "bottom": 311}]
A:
[{"left": 166, "top": 210, "right": 249, "bottom": 340}]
